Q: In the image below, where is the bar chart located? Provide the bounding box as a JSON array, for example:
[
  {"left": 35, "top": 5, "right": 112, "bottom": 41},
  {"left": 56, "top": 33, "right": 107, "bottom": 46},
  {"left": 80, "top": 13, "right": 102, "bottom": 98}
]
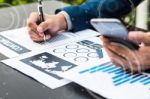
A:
[{"left": 79, "top": 62, "right": 150, "bottom": 86}]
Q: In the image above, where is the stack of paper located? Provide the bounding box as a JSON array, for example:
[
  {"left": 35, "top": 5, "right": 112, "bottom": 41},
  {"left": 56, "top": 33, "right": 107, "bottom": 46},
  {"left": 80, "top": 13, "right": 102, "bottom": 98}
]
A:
[{"left": 1, "top": 27, "right": 150, "bottom": 99}]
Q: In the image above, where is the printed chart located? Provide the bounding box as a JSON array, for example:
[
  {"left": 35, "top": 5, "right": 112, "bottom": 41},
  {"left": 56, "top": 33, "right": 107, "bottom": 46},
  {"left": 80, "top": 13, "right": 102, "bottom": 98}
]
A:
[
  {"left": 59, "top": 62, "right": 150, "bottom": 99},
  {"left": 2, "top": 37, "right": 105, "bottom": 89}
]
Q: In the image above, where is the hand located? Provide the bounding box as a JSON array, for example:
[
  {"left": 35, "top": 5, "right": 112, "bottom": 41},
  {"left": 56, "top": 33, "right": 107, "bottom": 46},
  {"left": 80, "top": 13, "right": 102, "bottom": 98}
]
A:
[
  {"left": 100, "top": 31, "right": 150, "bottom": 72},
  {"left": 27, "top": 12, "right": 67, "bottom": 42}
]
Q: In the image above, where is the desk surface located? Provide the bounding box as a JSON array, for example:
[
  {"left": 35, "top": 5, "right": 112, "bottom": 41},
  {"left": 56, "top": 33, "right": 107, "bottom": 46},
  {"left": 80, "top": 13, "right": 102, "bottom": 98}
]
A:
[{"left": 0, "top": 1, "right": 104, "bottom": 99}]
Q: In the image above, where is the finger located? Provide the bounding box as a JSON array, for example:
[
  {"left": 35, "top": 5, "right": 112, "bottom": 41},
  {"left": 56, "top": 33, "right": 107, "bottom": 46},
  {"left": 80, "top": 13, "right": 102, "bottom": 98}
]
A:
[
  {"left": 28, "top": 12, "right": 39, "bottom": 23},
  {"left": 28, "top": 28, "right": 44, "bottom": 40},
  {"left": 100, "top": 36, "right": 111, "bottom": 49},
  {"left": 106, "top": 47, "right": 141, "bottom": 72},
  {"left": 106, "top": 42, "right": 132, "bottom": 57},
  {"left": 134, "top": 47, "right": 150, "bottom": 71},
  {"left": 27, "top": 19, "right": 37, "bottom": 31},
  {"left": 30, "top": 32, "right": 51, "bottom": 42},
  {"left": 137, "top": 47, "right": 150, "bottom": 67},
  {"left": 27, "top": 27, "right": 43, "bottom": 38},
  {"left": 27, "top": 21, "right": 46, "bottom": 39},
  {"left": 28, "top": 26, "right": 51, "bottom": 42},
  {"left": 128, "top": 31, "right": 150, "bottom": 45},
  {"left": 104, "top": 42, "right": 147, "bottom": 72},
  {"left": 99, "top": 36, "right": 110, "bottom": 45},
  {"left": 28, "top": 31, "right": 44, "bottom": 41},
  {"left": 110, "top": 43, "right": 140, "bottom": 67},
  {"left": 32, "top": 37, "right": 44, "bottom": 42},
  {"left": 37, "top": 20, "right": 52, "bottom": 35},
  {"left": 104, "top": 43, "right": 141, "bottom": 72},
  {"left": 37, "top": 23, "right": 48, "bottom": 37},
  {"left": 30, "top": 34, "right": 43, "bottom": 41},
  {"left": 27, "top": 12, "right": 39, "bottom": 29},
  {"left": 104, "top": 47, "right": 130, "bottom": 70}
]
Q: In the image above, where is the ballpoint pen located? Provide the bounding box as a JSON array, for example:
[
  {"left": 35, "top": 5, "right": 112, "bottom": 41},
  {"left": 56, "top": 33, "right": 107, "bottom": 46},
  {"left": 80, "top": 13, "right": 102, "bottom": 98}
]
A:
[{"left": 38, "top": 0, "right": 46, "bottom": 42}]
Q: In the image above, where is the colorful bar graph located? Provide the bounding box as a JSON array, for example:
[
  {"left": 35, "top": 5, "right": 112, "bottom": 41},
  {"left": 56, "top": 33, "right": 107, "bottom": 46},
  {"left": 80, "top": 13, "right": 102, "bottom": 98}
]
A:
[{"left": 79, "top": 62, "right": 150, "bottom": 86}]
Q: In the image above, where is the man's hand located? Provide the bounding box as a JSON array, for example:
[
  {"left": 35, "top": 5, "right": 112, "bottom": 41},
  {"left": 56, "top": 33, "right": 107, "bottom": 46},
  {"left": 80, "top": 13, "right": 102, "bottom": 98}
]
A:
[
  {"left": 100, "top": 31, "right": 150, "bottom": 72},
  {"left": 27, "top": 12, "right": 67, "bottom": 42}
]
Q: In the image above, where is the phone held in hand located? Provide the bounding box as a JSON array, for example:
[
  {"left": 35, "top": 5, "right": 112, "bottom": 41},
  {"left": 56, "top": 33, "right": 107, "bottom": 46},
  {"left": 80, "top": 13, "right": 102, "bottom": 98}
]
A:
[{"left": 91, "top": 18, "right": 139, "bottom": 50}]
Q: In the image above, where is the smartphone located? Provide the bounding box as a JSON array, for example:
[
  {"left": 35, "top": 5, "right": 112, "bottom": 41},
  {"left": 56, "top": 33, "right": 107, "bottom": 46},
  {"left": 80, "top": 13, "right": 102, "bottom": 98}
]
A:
[{"left": 91, "top": 18, "right": 139, "bottom": 50}]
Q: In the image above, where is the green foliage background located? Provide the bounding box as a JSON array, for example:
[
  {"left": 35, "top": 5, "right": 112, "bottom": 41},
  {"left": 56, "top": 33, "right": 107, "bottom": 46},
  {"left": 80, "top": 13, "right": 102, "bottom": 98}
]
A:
[
  {"left": 0, "top": 0, "right": 149, "bottom": 29},
  {"left": 0, "top": 0, "right": 35, "bottom": 6},
  {"left": 0, "top": 0, "right": 85, "bottom": 6},
  {"left": 61, "top": 0, "right": 85, "bottom": 5}
]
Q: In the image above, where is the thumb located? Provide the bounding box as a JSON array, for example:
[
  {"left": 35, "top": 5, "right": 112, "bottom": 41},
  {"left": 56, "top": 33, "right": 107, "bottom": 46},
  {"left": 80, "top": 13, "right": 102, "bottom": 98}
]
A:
[
  {"left": 37, "top": 21, "right": 50, "bottom": 36},
  {"left": 128, "top": 31, "right": 150, "bottom": 45}
]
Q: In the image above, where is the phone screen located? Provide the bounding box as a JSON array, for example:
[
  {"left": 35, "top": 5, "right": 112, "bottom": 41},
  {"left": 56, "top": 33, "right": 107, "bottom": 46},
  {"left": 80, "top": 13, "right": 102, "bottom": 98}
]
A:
[
  {"left": 92, "top": 22, "right": 128, "bottom": 40},
  {"left": 91, "top": 19, "right": 139, "bottom": 50}
]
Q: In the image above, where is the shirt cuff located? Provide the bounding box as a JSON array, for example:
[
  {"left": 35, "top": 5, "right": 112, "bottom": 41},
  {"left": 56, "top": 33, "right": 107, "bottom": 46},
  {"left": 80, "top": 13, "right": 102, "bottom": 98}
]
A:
[{"left": 59, "top": 11, "right": 73, "bottom": 31}]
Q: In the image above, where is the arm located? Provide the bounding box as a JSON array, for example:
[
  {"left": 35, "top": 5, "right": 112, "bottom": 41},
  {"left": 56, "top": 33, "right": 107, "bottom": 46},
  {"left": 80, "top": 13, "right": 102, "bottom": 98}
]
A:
[{"left": 56, "top": 0, "right": 143, "bottom": 32}]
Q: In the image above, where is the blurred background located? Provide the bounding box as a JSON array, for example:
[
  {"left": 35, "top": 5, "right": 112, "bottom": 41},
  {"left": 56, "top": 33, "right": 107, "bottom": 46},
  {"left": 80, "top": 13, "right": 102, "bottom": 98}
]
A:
[{"left": 0, "top": 0, "right": 149, "bottom": 30}]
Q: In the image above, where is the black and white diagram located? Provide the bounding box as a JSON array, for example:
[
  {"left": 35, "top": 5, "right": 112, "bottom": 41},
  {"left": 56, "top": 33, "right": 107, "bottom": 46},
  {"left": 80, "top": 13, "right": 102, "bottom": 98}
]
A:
[
  {"left": 21, "top": 52, "right": 77, "bottom": 80},
  {"left": 51, "top": 39, "right": 104, "bottom": 66},
  {"left": 2, "top": 37, "right": 105, "bottom": 89}
]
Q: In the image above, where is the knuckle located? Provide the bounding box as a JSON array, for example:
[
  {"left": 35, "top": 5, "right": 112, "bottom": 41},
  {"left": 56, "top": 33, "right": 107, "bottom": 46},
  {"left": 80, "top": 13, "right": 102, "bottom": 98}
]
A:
[
  {"left": 27, "top": 21, "right": 33, "bottom": 27},
  {"left": 44, "top": 21, "right": 50, "bottom": 27}
]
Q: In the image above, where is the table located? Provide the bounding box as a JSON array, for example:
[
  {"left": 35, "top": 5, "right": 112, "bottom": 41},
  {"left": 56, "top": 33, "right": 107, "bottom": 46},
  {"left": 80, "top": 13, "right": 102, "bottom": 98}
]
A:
[{"left": 0, "top": 1, "right": 104, "bottom": 99}]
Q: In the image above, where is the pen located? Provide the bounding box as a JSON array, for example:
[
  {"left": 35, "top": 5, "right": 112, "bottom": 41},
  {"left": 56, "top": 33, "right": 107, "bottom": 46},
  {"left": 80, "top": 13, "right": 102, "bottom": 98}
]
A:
[{"left": 38, "top": 0, "right": 46, "bottom": 41}]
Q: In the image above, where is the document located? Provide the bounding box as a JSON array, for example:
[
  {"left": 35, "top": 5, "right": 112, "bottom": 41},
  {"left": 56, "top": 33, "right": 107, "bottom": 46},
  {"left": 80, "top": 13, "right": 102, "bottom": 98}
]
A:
[
  {"left": 2, "top": 32, "right": 150, "bottom": 97},
  {"left": 56, "top": 61, "right": 150, "bottom": 99},
  {"left": 0, "top": 27, "right": 99, "bottom": 58},
  {"left": 2, "top": 37, "right": 106, "bottom": 89}
]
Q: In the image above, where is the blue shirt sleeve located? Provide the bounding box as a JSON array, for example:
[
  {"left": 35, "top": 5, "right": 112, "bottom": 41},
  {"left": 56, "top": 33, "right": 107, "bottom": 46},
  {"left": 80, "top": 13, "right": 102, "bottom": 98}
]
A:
[{"left": 56, "top": 0, "right": 143, "bottom": 32}]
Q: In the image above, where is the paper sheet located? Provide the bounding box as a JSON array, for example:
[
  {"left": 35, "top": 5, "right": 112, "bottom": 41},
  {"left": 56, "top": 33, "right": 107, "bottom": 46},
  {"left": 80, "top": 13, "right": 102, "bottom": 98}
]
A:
[
  {"left": 2, "top": 34, "right": 150, "bottom": 97},
  {"left": 2, "top": 37, "right": 106, "bottom": 89},
  {"left": 56, "top": 61, "right": 150, "bottom": 98},
  {"left": 0, "top": 27, "right": 99, "bottom": 58}
]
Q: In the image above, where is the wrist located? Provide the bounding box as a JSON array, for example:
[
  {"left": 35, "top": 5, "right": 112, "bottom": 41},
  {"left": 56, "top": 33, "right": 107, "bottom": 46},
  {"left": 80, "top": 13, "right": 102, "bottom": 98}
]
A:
[{"left": 56, "top": 13, "right": 68, "bottom": 31}]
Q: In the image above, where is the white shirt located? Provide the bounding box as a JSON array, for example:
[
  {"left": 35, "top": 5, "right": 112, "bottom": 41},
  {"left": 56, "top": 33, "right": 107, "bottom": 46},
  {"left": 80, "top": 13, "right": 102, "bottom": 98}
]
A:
[{"left": 59, "top": 11, "right": 73, "bottom": 31}]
